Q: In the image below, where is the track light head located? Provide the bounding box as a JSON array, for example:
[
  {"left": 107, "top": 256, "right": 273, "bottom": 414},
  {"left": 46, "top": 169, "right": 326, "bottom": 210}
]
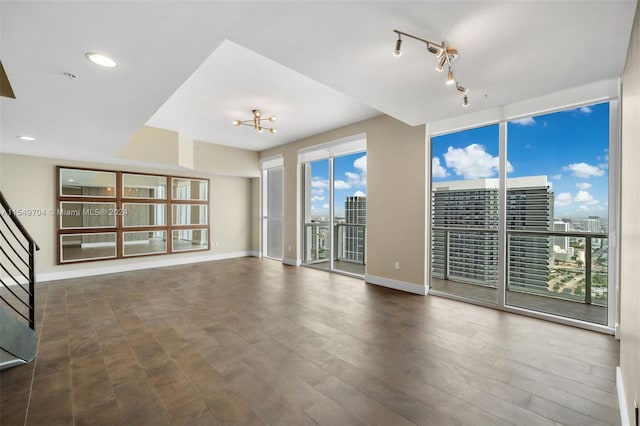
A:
[
  {"left": 393, "top": 36, "right": 402, "bottom": 57},
  {"left": 427, "top": 45, "right": 439, "bottom": 55},
  {"left": 446, "top": 68, "right": 455, "bottom": 85},
  {"left": 436, "top": 56, "right": 447, "bottom": 72},
  {"left": 462, "top": 95, "right": 469, "bottom": 107},
  {"left": 233, "top": 120, "right": 241, "bottom": 126},
  {"left": 456, "top": 83, "right": 468, "bottom": 95}
]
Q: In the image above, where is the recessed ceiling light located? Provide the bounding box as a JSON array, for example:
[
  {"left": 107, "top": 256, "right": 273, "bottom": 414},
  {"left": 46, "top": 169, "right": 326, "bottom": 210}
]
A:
[
  {"left": 85, "top": 52, "right": 117, "bottom": 68},
  {"left": 18, "top": 135, "right": 36, "bottom": 141}
]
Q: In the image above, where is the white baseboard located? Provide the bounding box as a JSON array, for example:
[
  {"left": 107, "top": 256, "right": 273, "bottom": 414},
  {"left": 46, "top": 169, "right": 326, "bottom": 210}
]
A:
[
  {"left": 617, "top": 366, "right": 631, "bottom": 426},
  {"left": 250, "top": 251, "right": 261, "bottom": 258},
  {"left": 283, "top": 257, "right": 301, "bottom": 266},
  {"left": 365, "top": 274, "right": 427, "bottom": 295},
  {"left": 36, "top": 251, "right": 254, "bottom": 282}
]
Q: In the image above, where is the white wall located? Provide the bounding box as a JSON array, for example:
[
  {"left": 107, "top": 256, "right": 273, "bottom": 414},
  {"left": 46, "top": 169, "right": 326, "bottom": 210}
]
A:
[
  {"left": 0, "top": 154, "right": 255, "bottom": 281},
  {"left": 619, "top": 5, "right": 640, "bottom": 425},
  {"left": 260, "top": 114, "right": 427, "bottom": 292}
]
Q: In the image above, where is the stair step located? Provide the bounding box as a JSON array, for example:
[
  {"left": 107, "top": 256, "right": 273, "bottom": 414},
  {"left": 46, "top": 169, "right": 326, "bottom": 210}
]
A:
[{"left": 0, "top": 306, "right": 36, "bottom": 368}]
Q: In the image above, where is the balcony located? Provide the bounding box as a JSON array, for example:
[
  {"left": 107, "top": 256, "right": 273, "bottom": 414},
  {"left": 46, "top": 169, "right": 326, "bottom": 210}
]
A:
[
  {"left": 303, "top": 223, "right": 366, "bottom": 276},
  {"left": 431, "top": 227, "right": 608, "bottom": 325}
]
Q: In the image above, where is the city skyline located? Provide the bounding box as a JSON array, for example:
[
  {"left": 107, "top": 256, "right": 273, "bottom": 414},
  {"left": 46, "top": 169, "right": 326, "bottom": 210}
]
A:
[
  {"left": 309, "top": 152, "right": 367, "bottom": 218},
  {"left": 432, "top": 102, "right": 609, "bottom": 218}
]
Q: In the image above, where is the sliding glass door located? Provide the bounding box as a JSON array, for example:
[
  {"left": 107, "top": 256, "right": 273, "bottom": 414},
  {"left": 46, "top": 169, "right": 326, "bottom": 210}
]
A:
[
  {"left": 505, "top": 103, "right": 610, "bottom": 324},
  {"left": 431, "top": 124, "right": 500, "bottom": 305},
  {"left": 430, "top": 101, "right": 612, "bottom": 326},
  {"left": 333, "top": 153, "right": 367, "bottom": 275},
  {"left": 301, "top": 142, "right": 367, "bottom": 277},
  {"left": 262, "top": 165, "right": 284, "bottom": 260},
  {"left": 302, "top": 159, "right": 331, "bottom": 267}
]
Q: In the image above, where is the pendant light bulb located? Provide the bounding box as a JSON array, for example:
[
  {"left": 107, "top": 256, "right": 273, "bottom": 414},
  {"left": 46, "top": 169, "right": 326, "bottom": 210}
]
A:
[
  {"left": 393, "top": 37, "right": 402, "bottom": 57},
  {"left": 446, "top": 68, "right": 455, "bottom": 85}
]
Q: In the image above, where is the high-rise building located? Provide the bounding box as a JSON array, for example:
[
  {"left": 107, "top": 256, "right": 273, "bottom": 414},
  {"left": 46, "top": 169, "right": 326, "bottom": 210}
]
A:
[
  {"left": 586, "top": 216, "right": 602, "bottom": 248},
  {"left": 586, "top": 217, "right": 601, "bottom": 232},
  {"left": 341, "top": 196, "right": 366, "bottom": 263},
  {"left": 432, "top": 176, "right": 553, "bottom": 290},
  {"left": 553, "top": 221, "right": 571, "bottom": 251}
]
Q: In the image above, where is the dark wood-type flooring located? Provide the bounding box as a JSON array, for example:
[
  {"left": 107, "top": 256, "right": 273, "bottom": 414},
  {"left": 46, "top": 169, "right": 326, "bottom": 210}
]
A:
[{"left": 1, "top": 257, "right": 620, "bottom": 425}]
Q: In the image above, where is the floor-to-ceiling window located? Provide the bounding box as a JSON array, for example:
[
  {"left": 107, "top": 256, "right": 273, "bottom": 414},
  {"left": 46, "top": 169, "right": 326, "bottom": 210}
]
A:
[
  {"left": 429, "top": 99, "right": 615, "bottom": 329},
  {"left": 505, "top": 102, "right": 610, "bottom": 324},
  {"left": 431, "top": 124, "right": 500, "bottom": 305},
  {"left": 261, "top": 157, "right": 284, "bottom": 260},
  {"left": 300, "top": 135, "right": 367, "bottom": 277}
]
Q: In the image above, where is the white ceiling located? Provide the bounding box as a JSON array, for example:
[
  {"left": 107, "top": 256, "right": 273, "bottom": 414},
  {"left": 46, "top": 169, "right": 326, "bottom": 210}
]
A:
[
  {"left": 0, "top": 1, "right": 637, "bottom": 163},
  {"left": 146, "top": 40, "right": 380, "bottom": 151}
]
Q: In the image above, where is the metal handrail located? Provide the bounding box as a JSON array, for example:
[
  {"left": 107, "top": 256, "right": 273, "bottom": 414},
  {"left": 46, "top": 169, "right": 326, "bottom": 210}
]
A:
[
  {"left": 0, "top": 191, "right": 39, "bottom": 330},
  {"left": 0, "top": 192, "right": 40, "bottom": 251}
]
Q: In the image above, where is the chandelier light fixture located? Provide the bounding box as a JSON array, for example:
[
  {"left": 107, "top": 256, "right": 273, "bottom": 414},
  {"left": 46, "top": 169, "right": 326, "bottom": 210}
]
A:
[
  {"left": 393, "top": 29, "right": 469, "bottom": 108},
  {"left": 233, "top": 109, "right": 277, "bottom": 134}
]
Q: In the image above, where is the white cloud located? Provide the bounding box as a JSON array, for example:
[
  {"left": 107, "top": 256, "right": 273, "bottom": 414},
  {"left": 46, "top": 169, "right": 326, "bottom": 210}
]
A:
[
  {"left": 555, "top": 192, "right": 573, "bottom": 207},
  {"left": 579, "top": 106, "right": 592, "bottom": 114},
  {"left": 337, "top": 155, "right": 367, "bottom": 188},
  {"left": 551, "top": 174, "right": 562, "bottom": 180},
  {"left": 311, "top": 195, "right": 325, "bottom": 202},
  {"left": 576, "top": 182, "right": 591, "bottom": 190},
  {"left": 511, "top": 117, "right": 536, "bottom": 126},
  {"left": 311, "top": 177, "right": 329, "bottom": 190},
  {"left": 574, "top": 190, "right": 599, "bottom": 205},
  {"left": 443, "top": 143, "right": 513, "bottom": 179},
  {"left": 345, "top": 171, "right": 361, "bottom": 186},
  {"left": 432, "top": 157, "right": 449, "bottom": 178},
  {"left": 334, "top": 180, "right": 351, "bottom": 190},
  {"left": 354, "top": 155, "right": 367, "bottom": 173},
  {"left": 353, "top": 190, "right": 366, "bottom": 197},
  {"left": 563, "top": 162, "right": 605, "bottom": 178},
  {"left": 579, "top": 203, "right": 605, "bottom": 212},
  {"left": 352, "top": 155, "right": 367, "bottom": 186},
  {"left": 322, "top": 203, "right": 329, "bottom": 209}
]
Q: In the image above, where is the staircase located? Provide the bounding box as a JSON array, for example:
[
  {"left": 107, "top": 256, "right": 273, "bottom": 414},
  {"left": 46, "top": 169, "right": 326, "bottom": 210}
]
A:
[{"left": 0, "top": 191, "right": 39, "bottom": 370}]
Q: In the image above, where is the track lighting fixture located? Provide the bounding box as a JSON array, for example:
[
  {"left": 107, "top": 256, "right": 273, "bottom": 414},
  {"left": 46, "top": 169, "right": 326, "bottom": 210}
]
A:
[
  {"left": 392, "top": 29, "right": 469, "bottom": 107},
  {"left": 233, "top": 109, "right": 277, "bottom": 134}
]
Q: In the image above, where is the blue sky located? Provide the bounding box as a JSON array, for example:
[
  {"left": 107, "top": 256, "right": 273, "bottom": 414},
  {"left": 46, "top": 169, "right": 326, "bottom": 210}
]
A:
[
  {"left": 309, "top": 152, "right": 367, "bottom": 217},
  {"left": 432, "top": 102, "right": 609, "bottom": 218}
]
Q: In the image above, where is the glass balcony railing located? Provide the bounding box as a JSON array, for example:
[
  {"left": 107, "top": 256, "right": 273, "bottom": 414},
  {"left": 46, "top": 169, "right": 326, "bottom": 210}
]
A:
[
  {"left": 334, "top": 223, "right": 366, "bottom": 265},
  {"left": 431, "top": 227, "right": 608, "bottom": 307},
  {"left": 304, "top": 223, "right": 330, "bottom": 264},
  {"left": 303, "top": 223, "right": 366, "bottom": 267}
]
